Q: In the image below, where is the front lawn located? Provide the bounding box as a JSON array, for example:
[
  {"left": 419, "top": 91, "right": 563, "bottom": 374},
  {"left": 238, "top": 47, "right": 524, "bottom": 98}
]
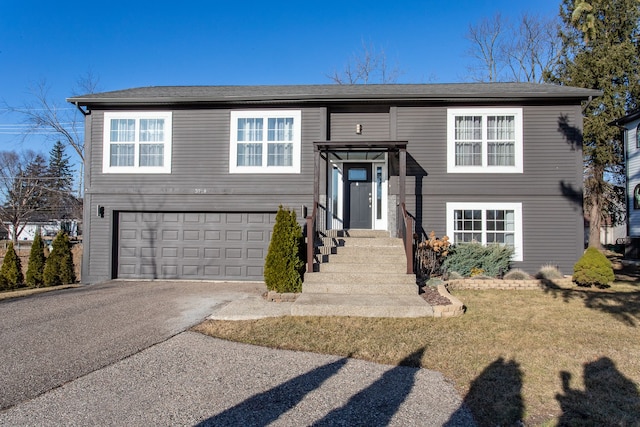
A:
[{"left": 194, "top": 271, "right": 640, "bottom": 425}]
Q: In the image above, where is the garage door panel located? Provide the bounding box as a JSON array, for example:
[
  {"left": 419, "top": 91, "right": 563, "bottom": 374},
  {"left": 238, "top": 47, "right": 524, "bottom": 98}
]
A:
[
  {"left": 205, "top": 230, "right": 220, "bottom": 240},
  {"left": 117, "top": 212, "right": 274, "bottom": 280},
  {"left": 183, "top": 230, "right": 201, "bottom": 240}
]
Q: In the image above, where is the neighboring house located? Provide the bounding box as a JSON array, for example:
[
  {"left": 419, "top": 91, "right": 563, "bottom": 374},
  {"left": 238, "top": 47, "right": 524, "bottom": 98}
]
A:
[
  {"left": 611, "top": 108, "right": 640, "bottom": 257},
  {"left": 68, "top": 83, "right": 600, "bottom": 284},
  {"left": 6, "top": 220, "right": 80, "bottom": 241}
]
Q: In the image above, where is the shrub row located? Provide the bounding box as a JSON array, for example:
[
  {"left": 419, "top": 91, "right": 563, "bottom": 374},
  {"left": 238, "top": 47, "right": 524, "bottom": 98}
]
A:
[{"left": 0, "top": 231, "right": 76, "bottom": 291}]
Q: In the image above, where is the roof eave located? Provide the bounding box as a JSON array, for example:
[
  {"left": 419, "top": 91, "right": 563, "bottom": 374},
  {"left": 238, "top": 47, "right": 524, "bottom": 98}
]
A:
[{"left": 67, "top": 92, "right": 601, "bottom": 107}]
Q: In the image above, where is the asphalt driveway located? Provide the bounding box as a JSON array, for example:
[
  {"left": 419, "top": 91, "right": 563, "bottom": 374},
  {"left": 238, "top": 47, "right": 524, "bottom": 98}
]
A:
[
  {"left": 0, "top": 281, "right": 474, "bottom": 426},
  {"left": 0, "top": 280, "right": 264, "bottom": 411}
]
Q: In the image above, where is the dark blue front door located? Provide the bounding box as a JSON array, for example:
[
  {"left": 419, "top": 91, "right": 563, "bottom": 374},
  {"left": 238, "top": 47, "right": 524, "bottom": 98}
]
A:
[{"left": 344, "top": 163, "right": 372, "bottom": 229}]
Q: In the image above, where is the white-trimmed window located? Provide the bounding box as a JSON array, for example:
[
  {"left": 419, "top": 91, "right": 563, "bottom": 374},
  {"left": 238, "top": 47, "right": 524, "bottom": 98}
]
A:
[
  {"left": 229, "top": 110, "right": 301, "bottom": 173},
  {"left": 446, "top": 202, "right": 523, "bottom": 261},
  {"left": 103, "top": 112, "right": 172, "bottom": 173},
  {"left": 447, "top": 108, "right": 523, "bottom": 173}
]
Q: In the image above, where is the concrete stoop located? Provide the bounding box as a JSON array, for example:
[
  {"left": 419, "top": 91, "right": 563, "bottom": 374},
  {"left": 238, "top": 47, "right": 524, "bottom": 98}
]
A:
[
  {"left": 291, "top": 293, "right": 433, "bottom": 318},
  {"left": 294, "top": 229, "right": 433, "bottom": 318}
]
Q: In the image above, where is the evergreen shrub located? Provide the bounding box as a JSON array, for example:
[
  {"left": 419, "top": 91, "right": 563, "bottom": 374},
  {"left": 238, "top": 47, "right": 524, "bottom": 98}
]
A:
[
  {"left": 264, "top": 206, "right": 304, "bottom": 293},
  {"left": 443, "top": 243, "right": 513, "bottom": 278},
  {"left": 26, "top": 233, "right": 46, "bottom": 287},
  {"left": 0, "top": 242, "right": 24, "bottom": 290},
  {"left": 43, "top": 231, "right": 76, "bottom": 286},
  {"left": 573, "top": 247, "right": 615, "bottom": 287}
]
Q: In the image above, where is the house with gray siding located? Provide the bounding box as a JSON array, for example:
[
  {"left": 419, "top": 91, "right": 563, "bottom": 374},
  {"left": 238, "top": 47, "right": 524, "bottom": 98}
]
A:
[
  {"left": 68, "top": 83, "right": 599, "bottom": 284},
  {"left": 612, "top": 108, "right": 640, "bottom": 257}
]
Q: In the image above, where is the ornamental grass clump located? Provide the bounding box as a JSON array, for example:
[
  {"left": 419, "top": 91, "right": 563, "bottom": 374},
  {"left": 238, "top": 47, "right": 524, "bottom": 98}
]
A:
[
  {"left": 536, "top": 264, "right": 564, "bottom": 281},
  {"left": 443, "top": 243, "right": 513, "bottom": 278},
  {"left": 503, "top": 268, "right": 532, "bottom": 280},
  {"left": 0, "top": 242, "right": 23, "bottom": 290},
  {"left": 573, "top": 247, "right": 615, "bottom": 287},
  {"left": 43, "top": 231, "right": 76, "bottom": 286},
  {"left": 264, "top": 205, "right": 304, "bottom": 293},
  {"left": 26, "top": 233, "right": 46, "bottom": 287}
]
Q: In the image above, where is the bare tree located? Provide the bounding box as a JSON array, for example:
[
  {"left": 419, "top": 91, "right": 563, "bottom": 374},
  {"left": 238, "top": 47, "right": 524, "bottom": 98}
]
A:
[
  {"left": 503, "top": 14, "right": 562, "bottom": 82},
  {"left": 327, "top": 41, "right": 402, "bottom": 84},
  {"left": 466, "top": 14, "right": 505, "bottom": 82},
  {"left": 466, "top": 13, "right": 561, "bottom": 83},
  {"left": 0, "top": 151, "right": 49, "bottom": 243},
  {"left": 7, "top": 71, "right": 100, "bottom": 161}
]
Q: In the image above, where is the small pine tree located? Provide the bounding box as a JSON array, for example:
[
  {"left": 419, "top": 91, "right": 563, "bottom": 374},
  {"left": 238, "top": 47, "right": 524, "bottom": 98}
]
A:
[
  {"left": 0, "top": 242, "right": 24, "bottom": 290},
  {"left": 264, "top": 206, "right": 304, "bottom": 293},
  {"left": 26, "top": 233, "right": 46, "bottom": 287},
  {"left": 573, "top": 247, "right": 615, "bottom": 287},
  {"left": 43, "top": 231, "right": 76, "bottom": 286}
]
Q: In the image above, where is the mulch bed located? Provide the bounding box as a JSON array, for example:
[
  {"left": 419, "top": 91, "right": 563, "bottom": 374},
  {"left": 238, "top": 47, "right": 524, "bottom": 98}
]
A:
[{"left": 419, "top": 286, "right": 452, "bottom": 306}]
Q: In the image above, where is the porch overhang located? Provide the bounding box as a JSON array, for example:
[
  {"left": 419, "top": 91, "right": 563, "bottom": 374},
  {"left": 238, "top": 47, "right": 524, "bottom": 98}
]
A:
[
  {"left": 314, "top": 140, "right": 407, "bottom": 151},
  {"left": 312, "top": 140, "right": 409, "bottom": 216}
]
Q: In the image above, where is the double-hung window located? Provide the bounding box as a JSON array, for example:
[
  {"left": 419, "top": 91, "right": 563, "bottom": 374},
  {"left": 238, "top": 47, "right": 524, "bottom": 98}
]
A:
[
  {"left": 446, "top": 202, "right": 523, "bottom": 261},
  {"left": 230, "top": 110, "right": 301, "bottom": 173},
  {"left": 103, "top": 112, "right": 172, "bottom": 173},
  {"left": 447, "top": 108, "right": 523, "bottom": 173}
]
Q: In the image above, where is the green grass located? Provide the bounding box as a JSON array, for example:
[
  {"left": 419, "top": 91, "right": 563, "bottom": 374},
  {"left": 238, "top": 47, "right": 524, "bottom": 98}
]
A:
[{"left": 193, "top": 276, "right": 640, "bottom": 426}]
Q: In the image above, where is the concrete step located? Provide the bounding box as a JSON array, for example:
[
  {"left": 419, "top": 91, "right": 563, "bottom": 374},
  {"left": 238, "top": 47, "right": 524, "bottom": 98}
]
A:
[
  {"left": 291, "top": 293, "right": 433, "bottom": 318},
  {"left": 324, "top": 229, "right": 391, "bottom": 238},
  {"left": 304, "top": 271, "right": 416, "bottom": 286},
  {"left": 318, "top": 262, "right": 406, "bottom": 274},
  {"left": 336, "top": 237, "right": 404, "bottom": 247},
  {"left": 329, "top": 245, "right": 406, "bottom": 258},
  {"left": 302, "top": 281, "right": 417, "bottom": 295}
]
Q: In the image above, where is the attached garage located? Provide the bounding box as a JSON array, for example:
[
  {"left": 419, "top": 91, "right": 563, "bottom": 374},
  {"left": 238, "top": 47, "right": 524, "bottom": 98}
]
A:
[{"left": 116, "top": 212, "right": 275, "bottom": 280}]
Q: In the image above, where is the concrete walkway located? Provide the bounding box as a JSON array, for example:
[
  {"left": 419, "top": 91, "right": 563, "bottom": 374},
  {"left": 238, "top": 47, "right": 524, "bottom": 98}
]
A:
[{"left": 0, "top": 281, "right": 475, "bottom": 426}]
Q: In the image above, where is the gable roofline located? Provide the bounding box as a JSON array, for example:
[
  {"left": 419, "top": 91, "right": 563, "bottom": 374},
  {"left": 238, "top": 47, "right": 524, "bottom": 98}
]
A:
[
  {"left": 611, "top": 107, "right": 640, "bottom": 126},
  {"left": 67, "top": 83, "right": 602, "bottom": 108}
]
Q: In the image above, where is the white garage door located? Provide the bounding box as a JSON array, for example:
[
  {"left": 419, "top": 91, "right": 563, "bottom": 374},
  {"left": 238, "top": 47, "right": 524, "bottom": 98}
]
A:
[{"left": 117, "top": 212, "right": 275, "bottom": 280}]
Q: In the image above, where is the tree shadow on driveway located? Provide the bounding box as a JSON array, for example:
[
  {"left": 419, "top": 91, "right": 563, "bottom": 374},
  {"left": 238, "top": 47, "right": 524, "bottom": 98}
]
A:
[{"left": 195, "top": 357, "right": 348, "bottom": 427}]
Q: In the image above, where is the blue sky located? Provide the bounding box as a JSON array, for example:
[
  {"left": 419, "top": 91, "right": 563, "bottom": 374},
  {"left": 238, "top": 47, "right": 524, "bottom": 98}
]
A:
[{"left": 0, "top": 0, "right": 561, "bottom": 171}]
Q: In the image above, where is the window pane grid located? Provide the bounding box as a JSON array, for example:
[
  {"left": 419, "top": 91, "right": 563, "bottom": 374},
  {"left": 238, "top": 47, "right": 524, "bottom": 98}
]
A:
[
  {"left": 233, "top": 114, "right": 298, "bottom": 170},
  {"left": 268, "top": 118, "right": 294, "bottom": 141},
  {"left": 454, "top": 209, "right": 482, "bottom": 243},
  {"left": 110, "top": 119, "right": 135, "bottom": 142},
  {"left": 237, "top": 118, "right": 263, "bottom": 141},
  {"left": 453, "top": 112, "right": 517, "bottom": 168},
  {"left": 107, "top": 116, "right": 169, "bottom": 170},
  {"left": 267, "top": 143, "right": 293, "bottom": 166},
  {"left": 139, "top": 119, "right": 164, "bottom": 142},
  {"left": 237, "top": 143, "right": 263, "bottom": 166},
  {"left": 454, "top": 209, "right": 515, "bottom": 248},
  {"left": 139, "top": 144, "right": 164, "bottom": 167},
  {"left": 110, "top": 144, "right": 134, "bottom": 167},
  {"left": 455, "top": 116, "right": 482, "bottom": 166}
]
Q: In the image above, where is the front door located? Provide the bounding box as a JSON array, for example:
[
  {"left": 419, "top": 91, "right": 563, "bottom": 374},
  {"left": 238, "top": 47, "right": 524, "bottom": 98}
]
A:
[{"left": 344, "top": 163, "right": 372, "bottom": 229}]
